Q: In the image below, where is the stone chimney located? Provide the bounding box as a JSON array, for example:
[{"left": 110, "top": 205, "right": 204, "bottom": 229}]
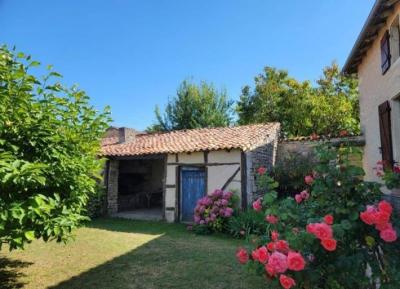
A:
[{"left": 118, "top": 127, "right": 136, "bottom": 143}]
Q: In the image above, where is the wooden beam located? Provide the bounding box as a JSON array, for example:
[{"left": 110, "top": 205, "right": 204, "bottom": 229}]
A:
[
  {"left": 221, "top": 167, "right": 240, "bottom": 191},
  {"left": 167, "top": 162, "right": 240, "bottom": 166},
  {"left": 241, "top": 152, "right": 248, "bottom": 210}
]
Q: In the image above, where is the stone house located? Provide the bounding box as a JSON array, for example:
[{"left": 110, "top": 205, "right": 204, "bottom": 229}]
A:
[
  {"left": 343, "top": 0, "right": 400, "bottom": 188},
  {"left": 101, "top": 123, "right": 280, "bottom": 223}
]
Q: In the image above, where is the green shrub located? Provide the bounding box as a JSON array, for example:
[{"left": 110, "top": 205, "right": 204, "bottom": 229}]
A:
[
  {"left": 273, "top": 151, "right": 316, "bottom": 197},
  {"left": 226, "top": 210, "right": 267, "bottom": 239},
  {"left": 0, "top": 46, "right": 111, "bottom": 250}
]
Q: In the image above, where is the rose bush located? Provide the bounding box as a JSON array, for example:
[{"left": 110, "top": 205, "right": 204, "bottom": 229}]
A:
[
  {"left": 375, "top": 161, "right": 400, "bottom": 190},
  {"left": 237, "top": 145, "right": 400, "bottom": 289},
  {"left": 193, "top": 189, "right": 237, "bottom": 234}
]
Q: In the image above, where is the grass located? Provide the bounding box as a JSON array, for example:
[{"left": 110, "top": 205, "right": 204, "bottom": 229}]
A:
[{"left": 0, "top": 218, "right": 266, "bottom": 289}]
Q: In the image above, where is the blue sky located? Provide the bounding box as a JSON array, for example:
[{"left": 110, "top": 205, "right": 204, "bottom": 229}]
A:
[{"left": 0, "top": 0, "right": 374, "bottom": 130}]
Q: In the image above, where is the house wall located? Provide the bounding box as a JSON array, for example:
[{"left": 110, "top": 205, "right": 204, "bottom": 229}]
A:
[
  {"left": 357, "top": 3, "right": 400, "bottom": 184},
  {"left": 164, "top": 150, "right": 242, "bottom": 223}
]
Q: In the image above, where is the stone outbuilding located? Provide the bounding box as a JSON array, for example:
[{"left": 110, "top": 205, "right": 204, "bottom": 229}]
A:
[{"left": 101, "top": 123, "right": 280, "bottom": 223}]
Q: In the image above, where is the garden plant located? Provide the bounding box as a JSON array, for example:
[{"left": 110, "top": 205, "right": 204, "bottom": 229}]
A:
[
  {"left": 0, "top": 46, "right": 110, "bottom": 250},
  {"left": 237, "top": 145, "right": 400, "bottom": 289}
]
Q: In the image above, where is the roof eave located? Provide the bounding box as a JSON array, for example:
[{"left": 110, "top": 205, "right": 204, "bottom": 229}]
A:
[{"left": 343, "top": 0, "right": 397, "bottom": 74}]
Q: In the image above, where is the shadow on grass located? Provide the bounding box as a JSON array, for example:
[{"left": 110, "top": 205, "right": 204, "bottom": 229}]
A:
[
  {"left": 0, "top": 257, "right": 32, "bottom": 289},
  {"left": 47, "top": 218, "right": 264, "bottom": 289}
]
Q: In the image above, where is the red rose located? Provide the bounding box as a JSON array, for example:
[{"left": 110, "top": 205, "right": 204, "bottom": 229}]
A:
[
  {"left": 360, "top": 211, "right": 375, "bottom": 225},
  {"left": 380, "top": 228, "right": 398, "bottom": 242},
  {"left": 374, "top": 211, "right": 391, "bottom": 225},
  {"left": 257, "top": 167, "right": 267, "bottom": 175},
  {"left": 287, "top": 252, "right": 305, "bottom": 271},
  {"left": 279, "top": 274, "right": 296, "bottom": 289},
  {"left": 323, "top": 214, "right": 334, "bottom": 225},
  {"left": 394, "top": 165, "right": 400, "bottom": 174},
  {"left": 257, "top": 246, "right": 269, "bottom": 263},
  {"left": 378, "top": 200, "right": 393, "bottom": 215},
  {"left": 275, "top": 240, "right": 290, "bottom": 253},
  {"left": 236, "top": 248, "right": 249, "bottom": 264},
  {"left": 321, "top": 238, "right": 337, "bottom": 251},
  {"left": 267, "top": 241, "right": 276, "bottom": 252}
]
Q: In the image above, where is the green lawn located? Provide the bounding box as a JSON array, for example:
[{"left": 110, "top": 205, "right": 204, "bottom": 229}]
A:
[{"left": 0, "top": 218, "right": 266, "bottom": 289}]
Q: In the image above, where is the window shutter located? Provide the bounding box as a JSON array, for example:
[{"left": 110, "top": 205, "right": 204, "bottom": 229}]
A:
[
  {"left": 381, "top": 30, "right": 391, "bottom": 74},
  {"left": 378, "top": 101, "right": 394, "bottom": 169}
]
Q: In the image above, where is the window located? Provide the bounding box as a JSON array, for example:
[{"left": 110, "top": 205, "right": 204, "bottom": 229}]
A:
[
  {"left": 381, "top": 30, "right": 391, "bottom": 74},
  {"left": 379, "top": 101, "right": 394, "bottom": 169},
  {"left": 390, "top": 16, "right": 400, "bottom": 63}
]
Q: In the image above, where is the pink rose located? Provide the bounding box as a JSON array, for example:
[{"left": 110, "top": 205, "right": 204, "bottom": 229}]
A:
[
  {"left": 304, "top": 175, "right": 314, "bottom": 185},
  {"left": 236, "top": 248, "right": 249, "bottom": 264},
  {"left": 265, "top": 263, "right": 276, "bottom": 277},
  {"left": 279, "top": 274, "right": 296, "bottom": 289},
  {"left": 252, "top": 198, "right": 262, "bottom": 212},
  {"left": 271, "top": 230, "right": 279, "bottom": 241},
  {"left": 295, "top": 194, "right": 303, "bottom": 204},
  {"left": 268, "top": 252, "right": 288, "bottom": 274},
  {"left": 306, "top": 223, "right": 317, "bottom": 234},
  {"left": 380, "top": 228, "right": 398, "bottom": 242},
  {"left": 255, "top": 246, "right": 269, "bottom": 263},
  {"left": 257, "top": 166, "right": 267, "bottom": 175},
  {"left": 300, "top": 190, "right": 310, "bottom": 200},
  {"left": 375, "top": 222, "right": 393, "bottom": 232},
  {"left": 275, "top": 240, "right": 289, "bottom": 253},
  {"left": 266, "top": 215, "right": 278, "bottom": 224},
  {"left": 287, "top": 252, "right": 305, "bottom": 271},
  {"left": 308, "top": 223, "right": 333, "bottom": 240}
]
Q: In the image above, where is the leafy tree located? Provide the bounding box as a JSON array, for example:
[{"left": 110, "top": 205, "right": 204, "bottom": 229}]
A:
[
  {"left": 237, "top": 63, "right": 360, "bottom": 137},
  {"left": 0, "top": 46, "right": 111, "bottom": 250},
  {"left": 149, "top": 80, "right": 234, "bottom": 132}
]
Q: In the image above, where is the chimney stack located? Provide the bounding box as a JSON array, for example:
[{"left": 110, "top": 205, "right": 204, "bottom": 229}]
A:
[{"left": 118, "top": 127, "right": 136, "bottom": 143}]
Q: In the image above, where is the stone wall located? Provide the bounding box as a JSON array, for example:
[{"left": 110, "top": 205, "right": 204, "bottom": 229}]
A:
[
  {"left": 247, "top": 126, "right": 280, "bottom": 202},
  {"left": 107, "top": 160, "right": 119, "bottom": 214},
  {"left": 277, "top": 136, "right": 366, "bottom": 164}
]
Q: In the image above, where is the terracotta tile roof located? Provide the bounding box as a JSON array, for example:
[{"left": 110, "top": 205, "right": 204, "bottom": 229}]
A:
[{"left": 101, "top": 123, "right": 280, "bottom": 157}]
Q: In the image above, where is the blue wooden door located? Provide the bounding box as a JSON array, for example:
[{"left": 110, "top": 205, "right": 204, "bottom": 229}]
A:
[{"left": 181, "top": 167, "right": 206, "bottom": 222}]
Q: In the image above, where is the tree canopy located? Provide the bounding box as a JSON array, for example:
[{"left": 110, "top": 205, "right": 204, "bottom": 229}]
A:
[
  {"left": 149, "top": 80, "right": 234, "bottom": 132},
  {"left": 237, "top": 63, "right": 360, "bottom": 137},
  {"left": 0, "top": 46, "right": 111, "bottom": 250}
]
